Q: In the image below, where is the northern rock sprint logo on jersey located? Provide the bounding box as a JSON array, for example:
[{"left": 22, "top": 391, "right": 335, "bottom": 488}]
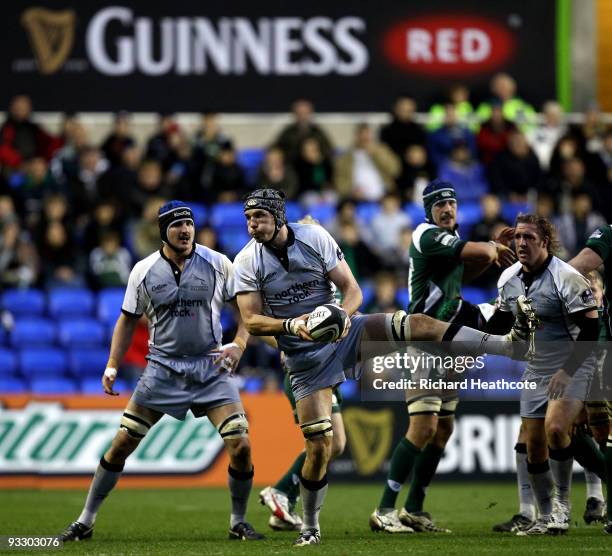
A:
[{"left": 273, "top": 279, "right": 321, "bottom": 303}]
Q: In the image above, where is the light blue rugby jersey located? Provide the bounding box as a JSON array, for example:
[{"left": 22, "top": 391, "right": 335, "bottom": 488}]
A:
[
  {"left": 497, "top": 256, "right": 597, "bottom": 375},
  {"left": 233, "top": 223, "right": 343, "bottom": 353},
  {"left": 122, "top": 244, "right": 234, "bottom": 359}
]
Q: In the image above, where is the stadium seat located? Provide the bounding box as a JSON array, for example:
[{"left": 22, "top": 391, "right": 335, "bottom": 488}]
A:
[
  {"left": 360, "top": 284, "right": 374, "bottom": 310},
  {"left": 58, "top": 319, "right": 105, "bottom": 347},
  {"left": 462, "top": 286, "right": 494, "bottom": 305},
  {"left": 502, "top": 202, "right": 531, "bottom": 224},
  {"left": 305, "top": 203, "right": 336, "bottom": 225},
  {"left": 79, "top": 378, "right": 131, "bottom": 394},
  {"left": 218, "top": 228, "right": 252, "bottom": 258},
  {"left": 48, "top": 288, "right": 95, "bottom": 318},
  {"left": 10, "top": 318, "right": 56, "bottom": 347},
  {"left": 285, "top": 202, "right": 303, "bottom": 223},
  {"left": 68, "top": 348, "right": 110, "bottom": 378},
  {"left": 339, "top": 380, "right": 359, "bottom": 400},
  {"left": 404, "top": 203, "right": 425, "bottom": 225},
  {"left": 0, "top": 348, "right": 18, "bottom": 376},
  {"left": 236, "top": 148, "right": 265, "bottom": 185},
  {"left": 456, "top": 202, "right": 482, "bottom": 231},
  {"left": 0, "top": 288, "right": 45, "bottom": 316},
  {"left": 220, "top": 308, "right": 236, "bottom": 332},
  {"left": 30, "top": 378, "right": 78, "bottom": 394},
  {"left": 0, "top": 326, "right": 6, "bottom": 346},
  {"left": 0, "top": 378, "right": 28, "bottom": 394},
  {"left": 243, "top": 376, "right": 263, "bottom": 393},
  {"left": 97, "top": 288, "right": 125, "bottom": 324},
  {"left": 209, "top": 203, "right": 245, "bottom": 229},
  {"left": 190, "top": 202, "right": 207, "bottom": 228},
  {"left": 397, "top": 288, "right": 410, "bottom": 309},
  {"left": 19, "top": 348, "right": 67, "bottom": 378},
  {"left": 356, "top": 202, "right": 381, "bottom": 224}
]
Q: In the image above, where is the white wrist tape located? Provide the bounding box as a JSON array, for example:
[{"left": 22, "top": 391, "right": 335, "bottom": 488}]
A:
[
  {"left": 283, "top": 318, "right": 306, "bottom": 336},
  {"left": 220, "top": 342, "right": 242, "bottom": 352},
  {"left": 104, "top": 367, "right": 118, "bottom": 379}
]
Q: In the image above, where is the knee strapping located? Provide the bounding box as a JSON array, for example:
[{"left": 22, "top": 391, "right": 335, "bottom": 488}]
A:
[
  {"left": 440, "top": 399, "right": 458, "bottom": 417},
  {"left": 407, "top": 396, "right": 442, "bottom": 416},
  {"left": 386, "top": 310, "right": 410, "bottom": 345},
  {"left": 218, "top": 412, "right": 249, "bottom": 439},
  {"left": 120, "top": 411, "right": 152, "bottom": 439},
  {"left": 301, "top": 416, "right": 333, "bottom": 440}
]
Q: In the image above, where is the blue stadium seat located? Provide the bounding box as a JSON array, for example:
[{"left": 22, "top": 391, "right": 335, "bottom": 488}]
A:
[
  {"left": 79, "top": 378, "right": 131, "bottom": 394},
  {"left": 456, "top": 202, "right": 482, "bottom": 230},
  {"left": 285, "top": 202, "right": 303, "bottom": 223},
  {"left": 305, "top": 203, "right": 336, "bottom": 225},
  {"left": 502, "top": 202, "right": 531, "bottom": 224},
  {"left": 19, "top": 348, "right": 67, "bottom": 378},
  {"left": 236, "top": 148, "right": 265, "bottom": 185},
  {"left": 190, "top": 202, "right": 207, "bottom": 228},
  {"left": 210, "top": 203, "right": 246, "bottom": 229},
  {"left": 0, "top": 288, "right": 45, "bottom": 316},
  {"left": 360, "top": 284, "right": 374, "bottom": 310},
  {"left": 0, "top": 348, "right": 18, "bottom": 376},
  {"left": 404, "top": 203, "right": 425, "bottom": 225},
  {"left": 356, "top": 202, "right": 381, "bottom": 224},
  {"left": 243, "top": 376, "right": 263, "bottom": 393},
  {"left": 220, "top": 308, "right": 236, "bottom": 332},
  {"left": 10, "top": 318, "right": 56, "bottom": 347},
  {"left": 68, "top": 348, "right": 109, "bottom": 378},
  {"left": 218, "top": 228, "right": 252, "bottom": 258},
  {"left": 0, "top": 326, "right": 6, "bottom": 345},
  {"left": 462, "top": 286, "right": 494, "bottom": 305},
  {"left": 339, "top": 380, "right": 359, "bottom": 400},
  {"left": 58, "top": 319, "right": 105, "bottom": 347},
  {"left": 30, "top": 378, "right": 78, "bottom": 394},
  {"left": 0, "top": 378, "right": 28, "bottom": 394},
  {"left": 48, "top": 288, "right": 95, "bottom": 318},
  {"left": 97, "top": 288, "right": 125, "bottom": 324},
  {"left": 397, "top": 288, "right": 410, "bottom": 309}
]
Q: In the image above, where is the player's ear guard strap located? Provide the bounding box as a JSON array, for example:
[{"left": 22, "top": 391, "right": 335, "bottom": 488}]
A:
[
  {"left": 301, "top": 417, "right": 333, "bottom": 439},
  {"left": 218, "top": 412, "right": 249, "bottom": 439}
]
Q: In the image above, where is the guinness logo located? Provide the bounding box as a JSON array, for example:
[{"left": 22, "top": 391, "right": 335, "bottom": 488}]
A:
[
  {"left": 343, "top": 407, "right": 393, "bottom": 475},
  {"left": 21, "top": 8, "right": 76, "bottom": 74}
]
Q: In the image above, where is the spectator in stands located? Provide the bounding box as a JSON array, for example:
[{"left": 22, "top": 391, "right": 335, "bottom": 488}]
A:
[
  {"left": 89, "top": 230, "right": 132, "bottom": 289},
  {"left": 97, "top": 144, "right": 141, "bottom": 203},
  {"left": 379, "top": 95, "right": 426, "bottom": 157},
  {"left": 294, "top": 137, "right": 334, "bottom": 201},
  {"left": 397, "top": 226, "right": 413, "bottom": 269},
  {"left": 255, "top": 147, "right": 299, "bottom": 199},
  {"left": 396, "top": 144, "right": 435, "bottom": 202},
  {"left": 121, "top": 315, "right": 149, "bottom": 381},
  {"left": 39, "top": 220, "right": 84, "bottom": 288},
  {"left": 335, "top": 123, "right": 400, "bottom": 201},
  {"left": 51, "top": 115, "right": 90, "bottom": 183},
  {"left": 34, "top": 194, "right": 74, "bottom": 241},
  {"left": 327, "top": 198, "right": 363, "bottom": 240},
  {"left": 335, "top": 221, "right": 379, "bottom": 280},
  {"left": 526, "top": 101, "right": 567, "bottom": 171},
  {"left": 0, "top": 215, "right": 38, "bottom": 289},
  {"left": 132, "top": 197, "right": 166, "bottom": 260},
  {"left": 68, "top": 146, "right": 109, "bottom": 216},
  {"left": 488, "top": 130, "right": 541, "bottom": 200},
  {"left": 369, "top": 193, "right": 412, "bottom": 266},
  {"left": 427, "top": 84, "right": 476, "bottom": 132},
  {"left": 0, "top": 95, "right": 60, "bottom": 169},
  {"left": 129, "top": 160, "right": 171, "bottom": 217},
  {"left": 555, "top": 192, "right": 607, "bottom": 258},
  {"left": 165, "top": 132, "right": 196, "bottom": 199},
  {"left": 437, "top": 141, "right": 489, "bottom": 202},
  {"left": 101, "top": 111, "right": 136, "bottom": 167},
  {"left": 477, "top": 100, "right": 518, "bottom": 166},
  {"left": 145, "top": 112, "right": 182, "bottom": 172},
  {"left": 196, "top": 225, "right": 219, "bottom": 251},
  {"left": 273, "top": 98, "right": 334, "bottom": 165},
  {"left": 536, "top": 192, "right": 556, "bottom": 219},
  {"left": 83, "top": 200, "right": 124, "bottom": 254},
  {"left": 364, "top": 272, "right": 403, "bottom": 313},
  {"left": 569, "top": 104, "right": 607, "bottom": 154},
  {"left": 207, "top": 140, "right": 247, "bottom": 203},
  {"left": 191, "top": 111, "right": 230, "bottom": 175},
  {"left": 17, "top": 157, "right": 64, "bottom": 228},
  {"left": 476, "top": 72, "right": 536, "bottom": 130},
  {"left": 589, "top": 127, "right": 612, "bottom": 186},
  {"left": 548, "top": 135, "right": 586, "bottom": 179},
  {"left": 427, "top": 104, "right": 477, "bottom": 170}
]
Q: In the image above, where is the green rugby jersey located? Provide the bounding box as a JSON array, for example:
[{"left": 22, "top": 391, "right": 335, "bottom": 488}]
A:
[
  {"left": 408, "top": 223, "right": 466, "bottom": 319},
  {"left": 586, "top": 224, "right": 612, "bottom": 339}
]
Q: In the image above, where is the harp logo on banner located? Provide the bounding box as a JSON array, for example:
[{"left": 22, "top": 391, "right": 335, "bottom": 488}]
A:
[{"left": 21, "top": 8, "right": 76, "bottom": 74}]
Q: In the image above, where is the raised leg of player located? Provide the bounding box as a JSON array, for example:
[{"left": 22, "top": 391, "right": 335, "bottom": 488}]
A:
[
  {"left": 207, "top": 402, "right": 256, "bottom": 534},
  {"left": 404, "top": 416, "right": 452, "bottom": 514},
  {"left": 522, "top": 417, "right": 553, "bottom": 521},
  {"left": 78, "top": 400, "right": 162, "bottom": 528},
  {"left": 294, "top": 388, "right": 334, "bottom": 543}
]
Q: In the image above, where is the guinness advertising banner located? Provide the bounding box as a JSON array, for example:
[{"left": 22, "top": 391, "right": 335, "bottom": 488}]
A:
[{"left": 3, "top": 1, "right": 558, "bottom": 112}]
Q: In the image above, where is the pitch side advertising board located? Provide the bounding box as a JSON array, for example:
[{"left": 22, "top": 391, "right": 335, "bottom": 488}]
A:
[{"left": 2, "top": 1, "right": 558, "bottom": 112}]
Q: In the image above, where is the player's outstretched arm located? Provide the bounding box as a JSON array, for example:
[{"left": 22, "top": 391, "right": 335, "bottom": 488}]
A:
[
  {"left": 569, "top": 247, "right": 604, "bottom": 276},
  {"left": 236, "top": 291, "right": 312, "bottom": 340},
  {"left": 461, "top": 241, "right": 515, "bottom": 283},
  {"left": 103, "top": 312, "right": 139, "bottom": 395}
]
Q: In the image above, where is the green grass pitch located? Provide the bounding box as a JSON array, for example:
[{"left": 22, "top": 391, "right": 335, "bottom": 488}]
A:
[{"left": 1, "top": 483, "right": 609, "bottom": 555}]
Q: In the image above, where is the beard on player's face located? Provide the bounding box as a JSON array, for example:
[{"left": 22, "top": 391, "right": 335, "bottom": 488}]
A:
[
  {"left": 167, "top": 221, "right": 194, "bottom": 252},
  {"left": 246, "top": 209, "right": 275, "bottom": 243}
]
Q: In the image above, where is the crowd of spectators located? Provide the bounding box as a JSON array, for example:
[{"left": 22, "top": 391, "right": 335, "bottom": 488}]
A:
[{"left": 1, "top": 72, "right": 611, "bottom": 383}]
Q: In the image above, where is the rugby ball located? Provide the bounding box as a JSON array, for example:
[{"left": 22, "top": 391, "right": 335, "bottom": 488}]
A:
[{"left": 306, "top": 304, "right": 348, "bottom": 343}]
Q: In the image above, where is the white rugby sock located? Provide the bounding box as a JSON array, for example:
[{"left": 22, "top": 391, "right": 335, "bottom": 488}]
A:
[
  {"left": 300, "top": 474, "right": 328, "bottom": 532},
  {"left": 515, "top": 444, "right": 536, "bottom": 520},
  {"left": 584, "top": 469, "right": 604, "bottom": 501}
]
